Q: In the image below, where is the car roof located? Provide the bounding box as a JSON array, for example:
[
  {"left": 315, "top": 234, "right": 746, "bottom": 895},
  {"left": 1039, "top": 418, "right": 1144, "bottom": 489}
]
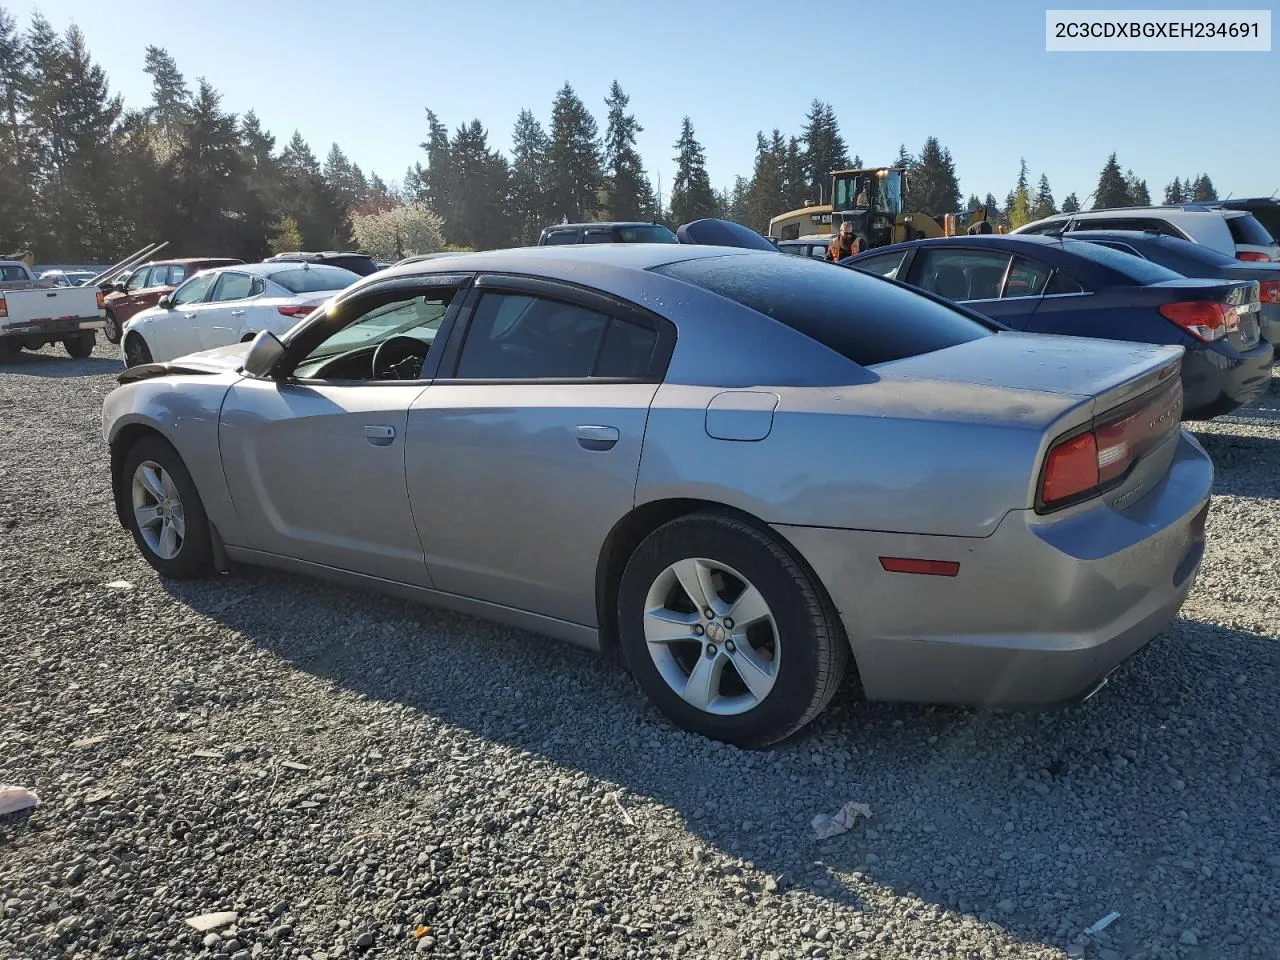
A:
[
  {"left": 541, "top": 222, "right": 667, "bottom": 231},
  {"left": 195, "top": 261, "right": 359, "bottom": 278},
  {"left": 144, "top": 257, "right": 242, "bottom": 267}
]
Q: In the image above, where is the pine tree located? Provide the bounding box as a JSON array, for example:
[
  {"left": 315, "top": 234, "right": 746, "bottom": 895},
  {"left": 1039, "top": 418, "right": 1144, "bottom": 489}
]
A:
[
  {"left": 668, "top": 116, "right": 717, "bottom": 226},
  {"left": 744, "top": 131, "right": 785, "bottom": 231},
  {"left": 966, "top": 194, "right": 982, "bottom": 212},
  {"left": 1093, "top": 153, "right": 1129, "bottom": 209},
  {"left": 547, "top": 84, "right": 603, "bottom": 223},
  {"left": 1190, "top": 174, "right": 1218, "bottom": 201},
  {"left": 142, "top": 46, "right": 190, "bottom": 146},
  {"left": 1061, "top": 192, "right": 1081, "bottom": 213},
  {"left": 1164, "top": 177, "right": 1185, "bottom": 204},
  {"left": 984, "top": 192, "right": 1001, "bottom": 220},
  {"left": 601, "top": 81, "right": 653, "bottom": 222},
  {"left": 323, "top": 144, "right": 367, "bottom": 215},
  {"left": 801, "top": 100, "right": 847, "bottom": 201},
  {"left": 894, "top": 144, "right": 913, "bottom": 169},
  {"left": 167, "top": 79, "right": 242, "bottom": 255},
  {"left": 0, "top": 7, "right": 34, "bottom": 252},
  {"left": 1007, "top": 158, "right": 1032, "bottom": 228},
  {"left": 1122, "top": 169, "right": 1149, "bottom": 206},
  {"left": 279, "top": 130, "right": 347, "bottom": 249},
  {"left": 909, "top": 136, "right": 960, "bottom": 218},
  {"left": 509, "top": 109, "right": 551, "bottom": 244},
  {"left": 782, "top": 134, "right": 809, "bottom": 213},
  {"left": 1031, "top": 173, "right": 1056, "bottom": 221},
  {"left": 418, "top": 109, "right": 453, "bottom": 220},
  {"left": 447, "top": 120, "right": 508, "bottom": 250}
]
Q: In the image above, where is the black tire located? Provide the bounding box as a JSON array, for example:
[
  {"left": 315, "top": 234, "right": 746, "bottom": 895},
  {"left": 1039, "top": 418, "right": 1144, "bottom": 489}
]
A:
[
  {"left": 123, "top": 332, "right": 152, "bottom": 368},
  {"left": 64, "top": 332, "right": 94, "bottom": 358},
  {"left": 0, "top": 338, "right": 19, "bottom": 362},
  {"left": 103, "top": 310, "right": 121, "bottom": 344},
  {"left": 616, "top": 512, "right": 848, "bottom": 748},
  {"left": 119, "top": 435, "right": 214, "bottom": 579}
]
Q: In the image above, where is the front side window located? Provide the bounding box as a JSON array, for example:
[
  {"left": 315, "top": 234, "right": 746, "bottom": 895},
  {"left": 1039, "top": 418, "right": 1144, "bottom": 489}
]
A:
[
  {"left": 169, "top": 265, "right": 188, "bottom": 284},
  {"left": 542, "top": 231, "right": 582, "bottom": 245},
  {"left": 298, "top": 293, "right": 452, "bottom": 368},
  {"left": 912, "top": 248, "right": 1011, "bottom": 301},
  {"left": 126, "top": 268, "right": 153, "bottom": 292},
  {"left": 171, "top": 272, "right": 217, "bottom": 306},
  {"left": 850, "top": 250, "right": 907, "bottom": 280}
]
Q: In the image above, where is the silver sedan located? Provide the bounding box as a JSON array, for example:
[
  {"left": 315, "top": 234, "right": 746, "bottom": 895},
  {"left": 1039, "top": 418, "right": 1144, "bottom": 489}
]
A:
[{"left": 102, "top": 244, "right": 1213, "bottom": 746}]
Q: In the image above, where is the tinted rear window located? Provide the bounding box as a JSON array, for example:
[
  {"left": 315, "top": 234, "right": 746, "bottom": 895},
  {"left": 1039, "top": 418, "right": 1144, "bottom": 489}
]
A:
[
  {"left": 1057, "top": 239, "right": 1184, "bottom": 284},
  {"left": 653, "top": 253, "right": 994, "bottom": 367},
  {"left": 268, "top": 265, "right": 361, "bottom": 293},
  {"left": 541, "top": 231, "right": 582, "bottom": 245},
  {"left": 616, "top": 225, "right": 679, "bottom": 243},
  {"left": 1226, "top": 214, "right": 1276, "bottom": 247}
]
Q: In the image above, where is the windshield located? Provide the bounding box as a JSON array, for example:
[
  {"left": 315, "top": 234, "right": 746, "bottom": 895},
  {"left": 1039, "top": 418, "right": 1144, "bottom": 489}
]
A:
[
  {"left": 268, "top": 265, "right": 361, "bottom": 294},
  {"left": 617, "top": 225, "right": 679, "bottom": 243},
  {"left": 1058, "top": 239, "right": 1184, "bottom": 284},
  {"left": 832, "top": 170, "right": 902, "bottom": 215}
]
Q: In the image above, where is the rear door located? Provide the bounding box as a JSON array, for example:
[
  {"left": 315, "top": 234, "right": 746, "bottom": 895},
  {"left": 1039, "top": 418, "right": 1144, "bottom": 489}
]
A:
[
  {"left": 405, "top": 275, "right": 673, "bottom": 626},
  {"left": 905, "top": 247, "right": 1043, "bottom": 327}
]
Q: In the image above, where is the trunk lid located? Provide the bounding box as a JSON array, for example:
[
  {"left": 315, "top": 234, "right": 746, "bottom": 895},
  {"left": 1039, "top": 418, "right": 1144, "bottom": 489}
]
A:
[{"left": 1146, "top": 277, "right": 1260, "bottom": 349}]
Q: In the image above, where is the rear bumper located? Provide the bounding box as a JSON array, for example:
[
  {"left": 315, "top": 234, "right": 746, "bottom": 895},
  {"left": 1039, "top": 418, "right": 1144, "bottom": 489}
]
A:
[
  {"left": 2, "top": 317, "right": 104, "bottom": 338},
  {"left": 774, "top": 430, "right": 1213, "bottom": 707},
  {"left": 1181, "top": 339, "right": 1273, "bottom": 419}
]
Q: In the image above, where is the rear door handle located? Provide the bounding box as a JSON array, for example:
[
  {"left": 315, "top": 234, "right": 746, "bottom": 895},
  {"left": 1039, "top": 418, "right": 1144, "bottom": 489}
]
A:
[
  {"left": 364, "top": 424, "right": 395, "bottom": 446},
  {"left": 230, "top": 309, "right": 245, "bottom": 317},
  {"left": 575, "top": 424, "right": 619, "bottom": 451}
]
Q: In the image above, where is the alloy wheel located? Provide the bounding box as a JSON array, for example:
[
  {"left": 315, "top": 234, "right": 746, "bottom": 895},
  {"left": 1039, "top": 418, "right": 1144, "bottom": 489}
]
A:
[
  {"left": 642, "top": 557, "right": 780, "bottom": 716},
  {"left": 131, "top": 460, "right": 185, "bottom": 560}
]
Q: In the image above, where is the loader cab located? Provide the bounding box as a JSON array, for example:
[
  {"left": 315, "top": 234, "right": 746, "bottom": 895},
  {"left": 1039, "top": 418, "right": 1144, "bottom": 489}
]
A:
[{"left": 830, "top": 167, "right": 905, "bottom": 249}]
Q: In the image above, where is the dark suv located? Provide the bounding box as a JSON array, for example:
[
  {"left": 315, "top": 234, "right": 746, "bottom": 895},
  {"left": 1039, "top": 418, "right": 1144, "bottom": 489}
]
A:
[
  {"left": 537, "top": 222, "right": 679, "bottom": 246},
  {"left": 265, "top": 251, "right": 381, "bottom": 276},
  {"left": 1216, "top": 199, "right": 1280, "bottom": 246}
]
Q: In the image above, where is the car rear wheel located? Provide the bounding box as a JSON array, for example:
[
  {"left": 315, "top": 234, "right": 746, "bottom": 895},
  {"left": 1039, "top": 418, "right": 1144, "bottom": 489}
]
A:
[
  {"left": 120, "top": 436, "right": 214, "bottom": 579},
  {"left": 123, "top": 332, "right": 152, "bottom": 368},
  {"left": 64, "top": 332, "right": 94, "bottom": 358},
  {"left": 103, "top": 311, "right": 122, "bottom": 343},
  {"left": 0, "top": 338, "right": 20, "bottom": 362},
  {"left": 617, "top": 512, "right": 848, "bottom": 747}
]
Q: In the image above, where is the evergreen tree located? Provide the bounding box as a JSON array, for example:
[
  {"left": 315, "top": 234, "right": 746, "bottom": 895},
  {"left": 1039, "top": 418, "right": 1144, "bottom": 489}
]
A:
[
  {"left": 909, "top": 136, "right": 960, "bottom": 217},
  {"left": 1061, "top": 192, "right": 1081, "bottom": 213},
  {"left": 446, "top": 120, "right": 508, "bottom": 250},
  {"left": 1031, "top": 173, "right": 1056, "bottom": 221},
  {"left": 801, "top": 100, "right": 847, "bottom": 201},
  {"left": 418, "top": 108, "right": 453, "bottom": 220},
  {"left": 0, "top": 7, "right": 34, "bottom": 252},
  {"left": 601, "top": 81, "right": 653, "bottom": 221},
  {"left": 725, "top": 175, "right": 751, "bottom": 225},
  {"left": 278, "top": 130, "right": 347, "bottom": 249},
  {"left": 1007, "top": 158, "right": 1032, "bottom": 229},
  {"left": 167, "top": 79, "right": 243, "bottom": 255},
  {"left": 1190, "top": 174, "right": 1218, "bottom": 201},
  {"left": 966, "top": 194, "right": 982, "bottom": 212},
  {"left": 744, "top": 131, "right": 785, "bottom": 231},
  {"left": 509, "top": 109, "right": 551, "bottom": 244},
  {"left": 142, "top": 46, "right": 190, "bottom": 146},
  {"left": 668, "top": 116, "right": 716, "bottom": 226},
  {"left": 547, "top": 84, "right": 603, "bottom": 223},
  {"left": 894, "top": 143, "right": 913, "bottom": 169},
  {"left": 1164, "top": 177, "right": 1185, "bottom": 204},
  {"left": 983, "top": 192, "right": 1001, "bottom": 220},
  {"left": 781, "top": 134, "right": 809, "bottom": 213},
  {"left": 1093, "top": 153, "right": 1129, "bottom": 208},
  {"left": 323, "top": 144, "right": 367, "bottom": 215}
]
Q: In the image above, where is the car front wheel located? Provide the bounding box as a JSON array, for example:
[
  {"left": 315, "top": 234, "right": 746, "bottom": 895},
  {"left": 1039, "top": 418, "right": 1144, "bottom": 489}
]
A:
[
  {"left": 103, "top": 311, "right": 122, "bottom": 343},
  {"left": 120, "top": 436, "right": 214, "bottom": 579},
  {"left": 616, "top": 512, "right": 848, "bottom": 747}
]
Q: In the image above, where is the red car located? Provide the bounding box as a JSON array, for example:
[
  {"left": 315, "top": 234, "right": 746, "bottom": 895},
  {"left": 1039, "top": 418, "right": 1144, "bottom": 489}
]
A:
[{"left": 102, "top": 258, "right": 242, "bottom": 343}]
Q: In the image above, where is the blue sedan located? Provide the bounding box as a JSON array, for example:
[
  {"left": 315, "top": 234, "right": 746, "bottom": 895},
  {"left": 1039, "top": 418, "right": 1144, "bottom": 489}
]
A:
[{"left": 844, "top": 235, "right": 1273, "bottom": 420}]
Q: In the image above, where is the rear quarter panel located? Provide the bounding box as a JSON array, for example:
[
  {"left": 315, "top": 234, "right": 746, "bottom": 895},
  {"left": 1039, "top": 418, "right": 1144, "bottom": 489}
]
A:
[
  {"left": 636, "top": 379, "right": 1079, "bottom": 538},
  {"left": 103, "top": 374, "right": 245, "bottom": 545}
]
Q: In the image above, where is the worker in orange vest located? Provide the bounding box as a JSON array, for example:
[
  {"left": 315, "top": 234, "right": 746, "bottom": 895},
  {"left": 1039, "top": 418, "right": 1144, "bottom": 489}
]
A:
[{"left": 826, "top": 222, "right": 858, "bottom": 262}]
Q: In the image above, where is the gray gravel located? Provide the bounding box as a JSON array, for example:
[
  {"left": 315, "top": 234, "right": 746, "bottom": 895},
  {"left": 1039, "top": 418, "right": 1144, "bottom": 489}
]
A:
[{"left": 2, "top": 340, "right": 1279, "bottom": 960}]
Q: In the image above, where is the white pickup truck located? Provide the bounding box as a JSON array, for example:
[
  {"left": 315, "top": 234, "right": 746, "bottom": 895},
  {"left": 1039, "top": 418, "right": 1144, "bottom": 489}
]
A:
[{"left": 0, "top": 260, "right": 106, "bottom": 360}]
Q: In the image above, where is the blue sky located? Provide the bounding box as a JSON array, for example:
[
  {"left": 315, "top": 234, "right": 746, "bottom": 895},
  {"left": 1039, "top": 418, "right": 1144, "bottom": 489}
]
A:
[{"left": 10, "top": 0, "right": 1278, "bottom": 207}]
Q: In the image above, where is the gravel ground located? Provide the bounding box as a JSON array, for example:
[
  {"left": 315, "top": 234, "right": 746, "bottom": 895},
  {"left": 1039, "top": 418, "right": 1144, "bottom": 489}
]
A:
[{"left": 1, "top": 339, "right": 1278, "bottom": 960}]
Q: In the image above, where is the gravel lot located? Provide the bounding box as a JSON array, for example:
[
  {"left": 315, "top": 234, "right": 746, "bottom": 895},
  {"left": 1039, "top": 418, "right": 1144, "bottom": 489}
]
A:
[{"left": 1, "top": 340, "right": 1278, "bottom": 960}]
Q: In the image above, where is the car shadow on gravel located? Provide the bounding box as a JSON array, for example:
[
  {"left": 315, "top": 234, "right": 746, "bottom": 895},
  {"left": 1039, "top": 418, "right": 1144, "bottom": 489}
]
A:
[
  {"left": 163, "top": 566, "right": 1280, "bottom": 958},
  {"left": 1190, "top": 429, "right": 1280, "bottom": 500},
  {"left": 0, "top": 352, "right": 120, "bottom": 378}
]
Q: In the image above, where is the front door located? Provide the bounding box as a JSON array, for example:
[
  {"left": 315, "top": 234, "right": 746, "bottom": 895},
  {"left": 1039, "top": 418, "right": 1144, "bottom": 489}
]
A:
[
  {"left": 405, "top": 279, "right": 671, "bottom": 626},
  {"left": 217, "top": 280, "right": 463, "bottom": 584}
]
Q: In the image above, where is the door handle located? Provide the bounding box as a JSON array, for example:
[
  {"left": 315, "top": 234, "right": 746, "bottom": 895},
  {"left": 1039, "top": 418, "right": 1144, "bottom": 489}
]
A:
[
  {"left": 182, "top": 312, "right": 196, "bottom": 320},
  {"left": 363, "top": 424, "right": 395, "bottom": 446},
  {"left": 230, "top": 310, "right": 245, "bottom": 317},
  {"left": 575, "top": 424, "right": 619, "bottom": 451}
]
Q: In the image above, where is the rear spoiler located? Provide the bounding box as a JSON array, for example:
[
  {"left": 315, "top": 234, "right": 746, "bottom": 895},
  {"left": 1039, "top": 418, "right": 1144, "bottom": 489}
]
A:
[{"left": 676, "top": 219, "right": 780, "bottom": 251}]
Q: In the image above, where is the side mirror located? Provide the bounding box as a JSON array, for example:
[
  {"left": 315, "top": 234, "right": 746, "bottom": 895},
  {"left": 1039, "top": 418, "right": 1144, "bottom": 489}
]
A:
[
  {"left": 157, "top": 295, "right": 173, "bottom": 309},
  {"left": 242, "top": 330, "right": 285, "bottom": 378}
]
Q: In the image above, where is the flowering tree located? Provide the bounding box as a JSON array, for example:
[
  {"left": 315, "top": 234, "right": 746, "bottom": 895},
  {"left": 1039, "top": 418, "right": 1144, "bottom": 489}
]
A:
[{"left": 351, "top": 202, "right": 445, "bottom": 261}]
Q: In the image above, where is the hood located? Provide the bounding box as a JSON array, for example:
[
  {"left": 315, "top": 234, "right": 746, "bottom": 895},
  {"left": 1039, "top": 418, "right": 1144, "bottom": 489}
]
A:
[{"left": 117, "top": 341, "right": 251, "bottom": 384}]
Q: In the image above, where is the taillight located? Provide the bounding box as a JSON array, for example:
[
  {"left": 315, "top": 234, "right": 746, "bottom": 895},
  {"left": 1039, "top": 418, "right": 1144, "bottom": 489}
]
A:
[
  {"left": 277, "top": 304, "right": 314, "bottom": 317},
  {"left": 1037, "top": 378, "right": 1183, "bottom": 512},
  {"left": 1258, "top": 280, "right": 1280, "bottom": 304},
  {"left": 1158, "top": 301, "right": 1237, "bottom": 342},
  {"left": 1237, "top": 251, "right": 1273, "bottom": 262},
  {"left": 95, "top": 290, "right": 105, "bottom": 310},
  {"left": 0, "top": 296, "right": 6, "bottom": 319}
]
